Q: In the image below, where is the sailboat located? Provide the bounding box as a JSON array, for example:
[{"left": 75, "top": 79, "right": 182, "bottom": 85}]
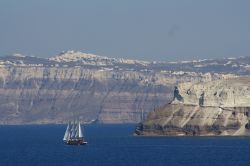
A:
[{"left": 63, "top": 121, "right": 87, "bottom": 145}]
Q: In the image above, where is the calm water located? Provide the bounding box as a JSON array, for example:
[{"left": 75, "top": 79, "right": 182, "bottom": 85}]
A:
[{"left": 0, "top": 124, "right": 250, "bottom": 166}]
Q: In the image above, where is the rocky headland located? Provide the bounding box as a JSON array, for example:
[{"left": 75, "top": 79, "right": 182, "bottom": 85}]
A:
[{"left": 136, "top": 77, "right": 250, "bottom": 136}]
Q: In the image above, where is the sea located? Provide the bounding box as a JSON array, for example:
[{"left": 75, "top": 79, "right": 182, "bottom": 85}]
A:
[{"left": 0, "top": 124, "right": 250, "bottom": 166}]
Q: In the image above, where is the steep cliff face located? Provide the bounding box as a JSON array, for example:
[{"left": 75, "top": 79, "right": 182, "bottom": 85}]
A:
[
  {"left": 0, "top": 67, "right": 173, "bottom": 124},
  {"left": 136, "top": 77, "right": 250, "bottom": 136},
  {"left": 0, "top": 52, "right": 242, "bottom": 124}
]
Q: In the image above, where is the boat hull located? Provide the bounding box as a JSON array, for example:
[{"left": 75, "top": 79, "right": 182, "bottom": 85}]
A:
[{"left": 65, "top": 140, "right": 87, "bottom": 145}]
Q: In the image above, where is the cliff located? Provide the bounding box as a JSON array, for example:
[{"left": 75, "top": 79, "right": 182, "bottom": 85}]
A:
[
  {"left": 0, "top": 67, "right": 171, "bottom": 124},
  {"left": 136, "top": 77, "right": 250, "bottom": 136},
  {"left": 0, "top": 51, "right": 246, "bottom": 124}
]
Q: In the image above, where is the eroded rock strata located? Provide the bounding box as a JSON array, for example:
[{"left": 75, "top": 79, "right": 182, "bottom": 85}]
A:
[
  {"left": 0, "top": 67, "right": 172, "bottom": 124},
  {"left": 0, "top": 52, "right": 245, "bottom": 124},
  {"left": 136, "top": 77, "right": 250, "bottom": 136}
]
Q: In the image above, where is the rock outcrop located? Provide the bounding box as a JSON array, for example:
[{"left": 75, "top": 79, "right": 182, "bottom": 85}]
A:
[{"left": 136, "top": 77, "right": 250, "bottom": 136}]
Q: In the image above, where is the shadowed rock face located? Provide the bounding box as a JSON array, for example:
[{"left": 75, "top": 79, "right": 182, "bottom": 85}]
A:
[{"left": 136, "top": 77, "right": 250, "bottom": 136}]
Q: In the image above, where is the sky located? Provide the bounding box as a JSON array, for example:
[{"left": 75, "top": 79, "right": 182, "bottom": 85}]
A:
[{"left": 0, "top": 0, "right": 250, "bottom": 61}]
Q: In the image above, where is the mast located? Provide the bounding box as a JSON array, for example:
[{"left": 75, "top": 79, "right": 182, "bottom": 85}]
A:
[{"left": 63, "top": 123, "right": 70, "bottom": 141}]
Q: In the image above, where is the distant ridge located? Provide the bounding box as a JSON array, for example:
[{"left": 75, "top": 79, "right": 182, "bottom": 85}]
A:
[{"left": 1, "top": 50, "right": 250, "bottom": 75}]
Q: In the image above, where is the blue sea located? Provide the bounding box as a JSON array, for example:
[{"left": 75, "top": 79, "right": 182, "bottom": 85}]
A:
[{"left": 0, "top": 124, "right": 250, "bottom": 166}]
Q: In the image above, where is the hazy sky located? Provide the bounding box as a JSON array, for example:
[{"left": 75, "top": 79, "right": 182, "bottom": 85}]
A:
[{"left": 0, "top": 0, "right": 250, "bottom": 61}]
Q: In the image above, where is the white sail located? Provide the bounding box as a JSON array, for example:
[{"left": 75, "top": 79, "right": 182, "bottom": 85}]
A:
[
  {"left": 70, "top": 122, "right": 75, "bottom": 139},
  {"left": 74, "top": 122, "right": 78, "bottom": 138},
  {"left": 78, "top": 122, "right": 83, "bottom": 138},
  {"left": 63, "top": 123, "right": 70, "bottom": 141},
  {"left": 63, "top": 120, "right": 87, "bottom": 144},
  {"left": 67, "top": 130, "right": 71, "bottom": 140}
]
